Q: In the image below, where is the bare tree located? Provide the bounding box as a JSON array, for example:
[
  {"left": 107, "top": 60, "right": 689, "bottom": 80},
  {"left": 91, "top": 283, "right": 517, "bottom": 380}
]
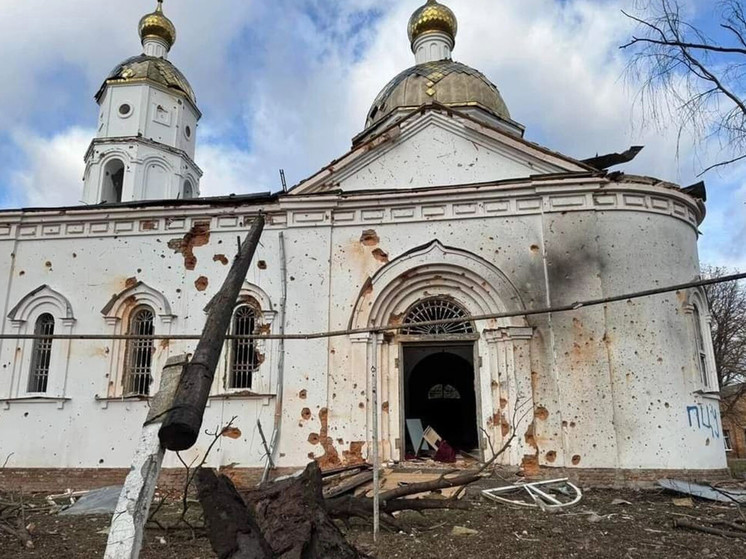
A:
[
  {"left": 621, "top": 0, "right": 746, "bottom": 174},
  {"left": 703, "top": 266, "right": 746, "bottom": 419}
]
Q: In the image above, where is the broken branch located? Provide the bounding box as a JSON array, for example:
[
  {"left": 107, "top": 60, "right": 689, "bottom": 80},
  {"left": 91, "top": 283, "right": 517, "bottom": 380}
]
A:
[{"left": 673, "top": 518, "right": 746, "bottom": 539}]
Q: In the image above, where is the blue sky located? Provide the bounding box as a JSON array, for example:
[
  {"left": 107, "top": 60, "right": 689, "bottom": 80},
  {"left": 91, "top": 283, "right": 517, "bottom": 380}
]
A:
[{"left": 0, "top": 0, "right": 743, "bottom": 270}]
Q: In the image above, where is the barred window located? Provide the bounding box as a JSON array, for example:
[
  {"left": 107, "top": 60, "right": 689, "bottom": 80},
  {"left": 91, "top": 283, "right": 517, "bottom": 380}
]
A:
[
  {"left": 230, "top": 305, "right": 260, "bottom": 389},
  {"left": 428, "top": 384, "right": 461, "bottom": 400},
  {"left": 124, "top": 306, "right": 155, "bottom": 396},
  {"left": 692, "top": 303, "right": 710, "bottom": 387},
  {"left": 402, "top": 298, "right": 474, "bottom": 335},
  {"left": 28, "top": 313, "right": 54, "bottom": 393}
]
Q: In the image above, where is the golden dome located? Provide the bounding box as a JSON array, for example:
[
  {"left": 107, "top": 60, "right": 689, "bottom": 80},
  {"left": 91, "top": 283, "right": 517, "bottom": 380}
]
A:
[
  {"left": 408, "top": 0, "right": 458, "bottom": 47},
  {"left": 139, "top": 0, "right": 176, "bottom": 50},
  {"left": 366, "top": 60, "right": 510, "bottom": 128},
  {"left": 97, "top": 54, "right": 196, "bottom": 105}
]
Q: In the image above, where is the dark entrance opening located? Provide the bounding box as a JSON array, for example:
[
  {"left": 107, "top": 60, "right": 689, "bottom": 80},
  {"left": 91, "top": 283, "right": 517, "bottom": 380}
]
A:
[{"left": 403, "top": 344, "right": 478, "bottom": 453}]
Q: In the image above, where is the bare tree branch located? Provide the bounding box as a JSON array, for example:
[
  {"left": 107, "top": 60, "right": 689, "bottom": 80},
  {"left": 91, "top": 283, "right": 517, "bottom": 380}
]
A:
[
  {"left": 622, "top": 0, "right": 746, "bottom": 173},
  {"left": 702, "top": 266, "right": 746, "bottom": 422},
  {"left": 621, "top": 34, "right": 746, "bottom": 55},
  {"left": 698, "top": 152, "right": 746, "bottom": 175}
]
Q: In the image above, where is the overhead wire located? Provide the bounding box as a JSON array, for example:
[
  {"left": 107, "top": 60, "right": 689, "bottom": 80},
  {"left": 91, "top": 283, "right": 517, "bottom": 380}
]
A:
[{"left": 0, "top": 272, "right": 744, "bottom": 342}]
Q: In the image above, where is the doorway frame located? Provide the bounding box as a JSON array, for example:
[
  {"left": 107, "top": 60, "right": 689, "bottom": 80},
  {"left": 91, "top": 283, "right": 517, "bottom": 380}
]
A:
[{"left": 398, "top": 335, "right": 483, "bottom": 462}]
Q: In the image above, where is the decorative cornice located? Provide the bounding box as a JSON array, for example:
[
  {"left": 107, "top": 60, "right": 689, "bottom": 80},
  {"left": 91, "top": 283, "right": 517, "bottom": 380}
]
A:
[
  {"left": 0, "top": 176, "right": 703, "bottom": 242},
  {"left": 84, "top": 136, "right": 203, "bottom": 177}
]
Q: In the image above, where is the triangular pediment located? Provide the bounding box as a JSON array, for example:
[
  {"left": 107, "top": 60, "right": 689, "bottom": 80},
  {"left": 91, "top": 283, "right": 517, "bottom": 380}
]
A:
[{"left": 292, "top": 107, "right": 591, "bottom": 195}]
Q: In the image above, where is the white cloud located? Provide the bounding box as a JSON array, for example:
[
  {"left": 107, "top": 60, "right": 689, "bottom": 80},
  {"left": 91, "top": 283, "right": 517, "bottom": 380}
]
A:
[
  {"left": 197, "top": 141, "right": 263, "bottom": 198},
  {"left": 0, "top": 0, "right": 743, "bottom": 269},
  {"left": 9, "top": 127, "right": 92, "bottom": 208}
]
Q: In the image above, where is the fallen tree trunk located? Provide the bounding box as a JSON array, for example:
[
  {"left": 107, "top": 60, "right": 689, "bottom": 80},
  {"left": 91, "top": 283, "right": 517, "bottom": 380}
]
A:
[
  {"left": 196, "top": 469, "right": 273, "bottom": 559},
  {"left": 245, "top": 463, "right": 364, "bottom": 559},
  {"left": 198, "top": 460, "right": 487, "bottom": 557},
  {"left": 199, "top": 463, "right": 365, "bottom": 559}
]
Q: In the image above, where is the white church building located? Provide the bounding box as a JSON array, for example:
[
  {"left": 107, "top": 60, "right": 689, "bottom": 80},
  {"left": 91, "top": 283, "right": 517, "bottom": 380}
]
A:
[{"left": 0, "top": 0, "right": 729, "bottom": 490}]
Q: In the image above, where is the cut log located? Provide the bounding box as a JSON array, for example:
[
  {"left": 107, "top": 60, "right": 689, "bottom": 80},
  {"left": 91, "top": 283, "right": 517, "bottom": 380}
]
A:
[
  {"left": 321, "top": 464, "right": 372, "bottom": 479},
  {"left": 379, "top": 472, "right": 482, "bottom": 502},
  {"left": 323, "top": 471, "right": 375, "bottom": 500},
  {"left": 196, "top": 469, "right": 273, "bottom": 559}
]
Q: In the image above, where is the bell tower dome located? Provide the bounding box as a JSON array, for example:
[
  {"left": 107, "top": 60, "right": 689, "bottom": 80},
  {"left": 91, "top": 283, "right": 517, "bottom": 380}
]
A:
[{"left": 82, "top": 0, "right": 202, "bottom": 205}]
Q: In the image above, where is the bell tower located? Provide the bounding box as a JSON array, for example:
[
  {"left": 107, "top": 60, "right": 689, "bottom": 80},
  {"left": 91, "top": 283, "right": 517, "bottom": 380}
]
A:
[{"left": 83, "top": 0, "right": 202, "bottom": 204}]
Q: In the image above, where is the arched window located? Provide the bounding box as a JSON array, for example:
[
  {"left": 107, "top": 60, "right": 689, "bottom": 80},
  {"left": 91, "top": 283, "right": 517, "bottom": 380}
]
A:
[
  {"left": 28, "top": 314, "right": 55, "bottom": 393},
  {"left": 428, "top": 384, "right": 462, "bottom": 400},
  {"left": 124, "top": 306, "right": 155, "bottom": 395},
  {"left": 692, "top": 302, "right": 711, "bottom": 387},
  {"left": 102, "top": 159, "right": 124, "bottom": 203},
  {"left": 402, "top": 298, "right": 474, "bottom": 335},
  {"left": 229, "top": 305, "right": 260, "bottom": 389}
]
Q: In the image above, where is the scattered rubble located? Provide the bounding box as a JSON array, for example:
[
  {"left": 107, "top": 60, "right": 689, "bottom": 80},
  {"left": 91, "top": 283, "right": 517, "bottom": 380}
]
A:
[
  {"left": 451, "top": 525, "right": 479, "bottom": 536},
  {"left": 1, "top": 487, "right": 746, "bottom": 557}
]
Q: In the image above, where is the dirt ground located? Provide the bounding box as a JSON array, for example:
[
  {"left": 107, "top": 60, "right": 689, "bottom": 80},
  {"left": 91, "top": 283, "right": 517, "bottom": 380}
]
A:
[{"left": 1, "top": 488, "right": 744, "bottom": 558}]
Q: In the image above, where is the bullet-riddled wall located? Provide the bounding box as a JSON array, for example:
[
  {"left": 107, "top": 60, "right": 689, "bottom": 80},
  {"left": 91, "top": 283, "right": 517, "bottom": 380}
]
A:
[{"left": 0, "top": 174, "right": 727, "bottom": 484}]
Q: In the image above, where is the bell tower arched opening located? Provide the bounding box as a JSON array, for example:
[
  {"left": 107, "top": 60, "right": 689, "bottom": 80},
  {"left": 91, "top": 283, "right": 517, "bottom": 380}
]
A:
[{"left": 101, "top": 158, "right": 124, "bottom": 203}]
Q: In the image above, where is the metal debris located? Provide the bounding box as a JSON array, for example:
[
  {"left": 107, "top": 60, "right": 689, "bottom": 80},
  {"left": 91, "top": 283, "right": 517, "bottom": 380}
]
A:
[
  {"left": 58, "top": 486, "right": 122, "bottom": 516},
  {"left": 658, "top": 479, "right": 746, "bottom": 504},
  {"left": 481, "top": 478, "right": 582, "bottom": 510}
]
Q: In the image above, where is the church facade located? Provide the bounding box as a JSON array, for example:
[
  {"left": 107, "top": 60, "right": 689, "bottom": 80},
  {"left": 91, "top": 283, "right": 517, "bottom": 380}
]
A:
[{"left": 0, "top": 1, "right": 729, "bottom": 490}]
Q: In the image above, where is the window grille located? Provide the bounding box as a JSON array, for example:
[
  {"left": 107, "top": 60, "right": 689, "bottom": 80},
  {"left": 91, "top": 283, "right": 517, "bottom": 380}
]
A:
[
  {"left": 692, "top": 304, "right": 710, "bottom": 387},
  {"left": 28, "top": 313, "right": 54, "bottom": 393},
  {"left": 428, "top": 384, "right": 462, "bottom": 400},
  {"left": 230, "top": 305, "right": 259, "bottom": 389},
  {"left": 402, "top": 298, "right": 474, "bottom": 335},
  {"left": 124, "top": 306, "right": 155, "bottom": 395},
  {"left": 724, "top": 430, "right": 733, "bottom": 452}
]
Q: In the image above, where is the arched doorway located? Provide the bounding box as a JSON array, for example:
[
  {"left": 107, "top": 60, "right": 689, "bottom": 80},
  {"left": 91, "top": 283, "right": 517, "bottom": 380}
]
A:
[
  {"left": 405, "top": 348, "right": 478, "bottom": 452},
  {"left": 400, "top": 297, "right": 479, "bottom": 456},
  {"left": 347, "top": 241, "right": 532, "bottom": 463}
]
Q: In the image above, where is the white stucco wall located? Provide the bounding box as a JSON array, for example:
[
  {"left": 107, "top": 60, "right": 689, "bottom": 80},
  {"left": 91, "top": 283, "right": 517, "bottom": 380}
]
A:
[
  {"left": 0, "top": 175, "right": 726, "bottom": 475},
  {"left": 294, "top": 111, "right": 585, "bottom": 195},
  {"left": 97, "top": 84, "right": 198, "bottom": 159}
]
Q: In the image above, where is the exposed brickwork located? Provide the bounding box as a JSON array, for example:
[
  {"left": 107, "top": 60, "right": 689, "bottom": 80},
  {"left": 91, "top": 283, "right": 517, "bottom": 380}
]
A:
[
  {"left": 528, "top": 467, "right": 733, "bottom": 488},
  {"left": 0, "top": 467, "right": 299, "bottom": 494},
  {"left": 721, "top": 392, "right": 746, "bottom": 459},
  {"left": 0, "top": 466, "right": 733, "bottom": 493}
]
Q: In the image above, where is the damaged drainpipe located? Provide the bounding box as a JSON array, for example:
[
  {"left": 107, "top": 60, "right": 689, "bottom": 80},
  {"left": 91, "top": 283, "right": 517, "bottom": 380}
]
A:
[
  {"left": 371, "top": 334, "right": 380, "bottom": 541},
  {"left": 262, "top": 231, "right": 287, "bottom": 483}
]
